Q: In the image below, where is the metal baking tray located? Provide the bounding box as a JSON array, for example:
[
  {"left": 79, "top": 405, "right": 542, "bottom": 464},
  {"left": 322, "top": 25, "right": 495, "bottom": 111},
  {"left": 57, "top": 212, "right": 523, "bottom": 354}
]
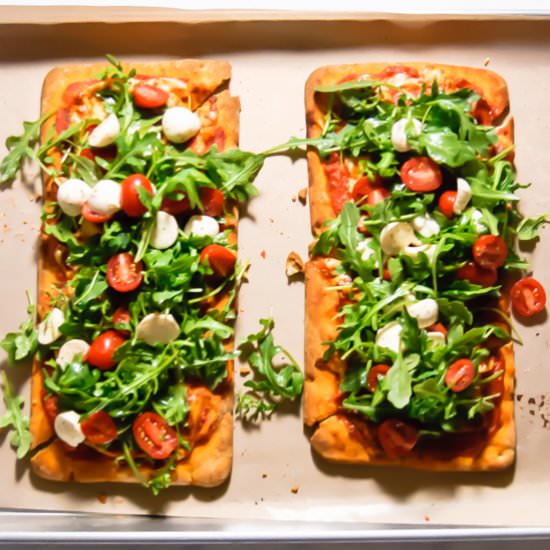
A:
[{"left": 1, "top": 6, "right": 550, "bottom": 544}]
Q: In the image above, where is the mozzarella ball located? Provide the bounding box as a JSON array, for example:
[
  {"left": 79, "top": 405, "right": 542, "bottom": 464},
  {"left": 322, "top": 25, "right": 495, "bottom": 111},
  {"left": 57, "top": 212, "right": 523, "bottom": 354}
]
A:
[
  {"left": 183, "top": 215, "right": 219, "bottom": 237},
  {"left": 57, "top": 178, "right": 91, "bottom": 216},
  {"left": 54, "top": 410, "right": 85, "bottom": 448},
  {"left": 56, "top": 339, "right": 90, "bottom": 369},
  {"left": 150, "top": 211, "right": 179, "bottom": 250},
  {"left": 88, "top": 179, "right": 121, "bottom": 216},
  {"left": 136, "top": 313, "right": 180, "bottom": 345},
  {"left": 37, "top": 308, "right": 65, "bottom": 345},
  {"left": 88, "top": 113, "right": 120, "bottom": 148},
  {"left": 162, "top": 107, "right": 201, "bottom": 144}
]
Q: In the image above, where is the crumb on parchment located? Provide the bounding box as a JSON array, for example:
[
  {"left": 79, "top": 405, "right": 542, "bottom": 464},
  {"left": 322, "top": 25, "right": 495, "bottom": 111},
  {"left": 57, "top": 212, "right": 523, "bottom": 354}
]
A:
[
  {"left": 298, "top": 187, "right": 308, "bottom": 204},
  {"left": 239, "top": 365, "right": 251, "bottom": 376},
  {"left": 290, "top": 484, "right": 300, "bottom": 494},
  {"left": 285, "top": 251, "right": 304, "bottom": 277}
]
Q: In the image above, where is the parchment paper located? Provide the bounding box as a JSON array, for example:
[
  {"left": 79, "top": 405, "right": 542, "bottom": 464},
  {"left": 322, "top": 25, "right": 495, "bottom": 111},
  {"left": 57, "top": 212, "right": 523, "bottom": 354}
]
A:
[{"left": 0, "top": 14, "right": 549, "bottom": 527}]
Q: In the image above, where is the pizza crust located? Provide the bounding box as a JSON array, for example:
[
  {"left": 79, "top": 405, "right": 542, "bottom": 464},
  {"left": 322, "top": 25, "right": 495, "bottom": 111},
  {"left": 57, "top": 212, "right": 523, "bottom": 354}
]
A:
[
  {"left": 31, "top": 59, "right": 238, "bottom": 487},
  {"left": 305, "top": 62, "right": 512, "bottom": 234},
  {"left": 304, "top": 63, "right": 516, "bottom": 471}
]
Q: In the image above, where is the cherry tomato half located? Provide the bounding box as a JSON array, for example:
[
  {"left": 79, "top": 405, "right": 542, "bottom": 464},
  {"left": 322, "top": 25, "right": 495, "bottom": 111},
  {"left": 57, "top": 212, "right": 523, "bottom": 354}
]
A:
[
  {"left": 133, "top": 84, "right": 169, "bottom": 109},
  {"left": 400, "top": 156, "right": 443, "bottom": 193},
  {"left": 445, "top": 358, "right": 476, "bottom": 392},
  {"left": 106, "top": 253, "right": 143, "bottom": 293},
  {"left": 426, "top": 322, "right": 448, "bottom": 337},
  {"left": 120, "top": 174, "right": 155, "bottom": 217},
  {"left": 472, "top": 235, "right": 507, "bottom": 270},
  {"left": 438, "top": 190, "right": 457, "bottom": 219},
  {"left": 112, "top": 307, "right": 131, "bottom": 336},
  {"left": 457, "top": 261, "right": 497, "bottom": 287},
  {"left": 200, "top": 244, "right": 237, "bottom": 279},
  {"left": 351, "top": 175, "right": 390, "bottom": 207},
  {"left": 81, "top": 202, "right": 112, "bottom": 224},
  {"left": 367, "top": 364, "right": 391, "bottom": 393},
  {"left": 80, "top": 410, "right": 118, "bottom": 444},
  {"left": 133, "top": 411, "right": 177, "bottom": 460},
  {"left": 510, "top": 277, "right": 547, "bottom": 317},
  {"left": 87, "top": 330, "right": 126, "bottom": 371},
  {"left": 376, "top": 418, "right": 419, "bottom": 458},
  {"left": 161, "top": 193, "right": 191, "bottom": 215},
  {"left": 199, "top": 187, "right": 225, "bottom": 217}
]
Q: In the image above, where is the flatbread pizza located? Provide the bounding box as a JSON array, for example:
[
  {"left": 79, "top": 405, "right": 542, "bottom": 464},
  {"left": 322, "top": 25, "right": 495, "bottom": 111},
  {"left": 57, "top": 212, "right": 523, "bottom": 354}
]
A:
[
  {"left": 2, "top": 57, "right": 263, "bottom": 490},
  {"left": 302, "top": 62, "right": 537, "bottom": 470}
]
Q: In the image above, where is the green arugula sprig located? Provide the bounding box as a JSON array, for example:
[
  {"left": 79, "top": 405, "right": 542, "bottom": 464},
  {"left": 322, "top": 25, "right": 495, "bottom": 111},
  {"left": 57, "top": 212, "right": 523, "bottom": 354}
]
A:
[
  {"left": 0, "top": 372, "right": 31, "bottom": 459},
  {"left": 236, "top": 317, "right": 304, "bottom": 421}
]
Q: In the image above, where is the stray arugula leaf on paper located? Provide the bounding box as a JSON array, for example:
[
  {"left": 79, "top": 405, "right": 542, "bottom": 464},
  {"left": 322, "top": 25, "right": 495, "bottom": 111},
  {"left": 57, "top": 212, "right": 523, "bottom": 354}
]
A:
[
  {"left": 237, "top": 317, "right": 304, "bottom": 421},
  {"left": 0, "top": 372, "right": 31, "bottom": 459}
]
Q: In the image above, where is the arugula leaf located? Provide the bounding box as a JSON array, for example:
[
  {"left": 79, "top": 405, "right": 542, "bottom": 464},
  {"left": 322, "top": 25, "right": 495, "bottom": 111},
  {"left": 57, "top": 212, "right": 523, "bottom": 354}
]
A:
[
  {"left": 516, "top": 215, "right": 547, "bottom": 241},
  {"left": 0, "top": 372, "right": 31, "bottom": 458},
  {"left": 385, "top": 353, "right": 418, "bottom": 409},
  {"left": 237, "top": 317, "right": 304, "bottom": 420},
  {"left": 0, "top": 296, "right": 37, "bottom": 365},
  {"left": 0, "top": 112, "right": 52, "bottom": 184}
]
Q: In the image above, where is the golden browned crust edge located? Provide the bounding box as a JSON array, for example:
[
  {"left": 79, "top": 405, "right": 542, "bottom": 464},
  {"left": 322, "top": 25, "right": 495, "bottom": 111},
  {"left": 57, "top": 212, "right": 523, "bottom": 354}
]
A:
[
  {"left": 31, "top": 59, "right": 237, "bottom": 487},
  {"left": 305, "top": 62, "right": 512, "bottom": 235}
]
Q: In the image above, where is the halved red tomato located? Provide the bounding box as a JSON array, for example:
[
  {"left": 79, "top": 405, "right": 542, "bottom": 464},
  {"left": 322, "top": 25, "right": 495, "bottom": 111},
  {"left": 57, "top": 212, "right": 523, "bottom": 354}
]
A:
[
  {"left": 438, "top": 190, "right": 457, "bottom": 219},
  {"left": 112, "top": 307, "right": 131, "bottom": 336},
  {"left": 120, "top": 174, "right": 154, "bottom": 217},
  {"left": 199, "top": 187, "right": 225, "bottom": 217},
  {"left": 367, "top": 364, "right": 391, "bottom": 393},
  {"left": 81, "top": 202, "right": 112, "bottom": 224},
  {"left": 401, "top": 156, "right": 442, "bottom": 193},
  {"left": 133, "top": 412, "right": 177, "bottom": 459},
  {"left": 81, "top": 411, "right": 118, "bottom": 444},
  {"left": 87, "top": 330, "right": 126, "bottom": 371},
  {"left": 351, "top": 176, "right": 390, "bottom": 206},
  {"left": 161, "top": 193, "right": 191, "bottom": 215},
  {"left": 510, "top": 277, "right": 547, "bottom": 317},
  {"left": 200, "top": 244, "right": 237, "bottom": 279},
  {"left": 376, "top": 418, "right": 419, "bottom": 458},
  {"left": 106, "top": 253, "right": 143, "bottom": 292},
  {"left": 457, "top": 261, "right": 497, "bottom": 287},
  {"left": 133, "top": 84, "right": 169, "bottom": 109},
  {"left": 472, "top": 235, "right": 507, "bottom": 270},
  {"left": 445, "top": 359, "right": 475, "bottom": 392}
]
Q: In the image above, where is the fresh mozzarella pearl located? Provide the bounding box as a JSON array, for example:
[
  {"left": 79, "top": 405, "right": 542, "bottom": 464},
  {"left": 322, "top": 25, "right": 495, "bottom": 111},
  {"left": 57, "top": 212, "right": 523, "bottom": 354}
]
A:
[
  {"left": 375, "top": 321, "right": 403, "bottom": 354},
  {"left": 162, "top": 106, "right": 201, "bottom": 144},
  {"left": 136, "top": 313, "right": 180, "bottom": 345},
  {"left": 183, "top": 214, "right": 219, "bottom": 237},
  {"left": 57, "top": 178, "right": 91, "bottom": 216},
  {"left": 403, "top": 244, "right": 437, "bottom": 264},
  {"left": 406, "top": 298, "right": 439, "bottom": 329},
  {"left": 88, "top": 113, "right": 120, "bottom": 148},
  {"left": 357, "top": 238, "right": 375, "bottom": 262},
  {"left": 150, "top": 211, "right": 179, "bottom": 250},
  {"left": 470, "top": 208, "right": 488, "bottom": 234},
  {"left": 88, "top": 179, "right": 121, "bottom": 216},
  {"left": 453, "top": 178, "right": 473, "bottom": 215},
  {"left": 412, "top": 213, "right": 440, "bottom": 238},
  {"left": 426, "top": 331, "right": 446, "bottom": 347},
  {"left": 56, "top": 339, "right": 90, "bottom": 369},
  {"left": 54, "top": 410, "right": 85, "bottom": 448},
  {"left": 379, "top": 222, "right": 419, "bottom": 256},
  {"left": 37, "top": 308, "right": 64, "bottom": 345},
  {"left": 391, "top": 118, "right": 422, "bottom": 153}
]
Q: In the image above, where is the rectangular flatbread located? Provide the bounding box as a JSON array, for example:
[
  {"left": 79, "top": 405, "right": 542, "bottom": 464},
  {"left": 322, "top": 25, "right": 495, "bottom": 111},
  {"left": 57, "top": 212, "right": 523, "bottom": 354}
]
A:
[
  {"left": 304, "top": 62, "right": 516, "bottom": 470},
  {"left": 29, "top": 59, "right": 248, "bottom": 488}
]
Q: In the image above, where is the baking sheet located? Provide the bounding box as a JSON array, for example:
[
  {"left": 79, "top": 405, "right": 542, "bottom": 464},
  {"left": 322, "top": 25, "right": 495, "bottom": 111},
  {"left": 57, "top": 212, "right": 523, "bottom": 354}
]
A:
[{"left": 0, "top": 14, "right": 550, "bottom": 528}]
